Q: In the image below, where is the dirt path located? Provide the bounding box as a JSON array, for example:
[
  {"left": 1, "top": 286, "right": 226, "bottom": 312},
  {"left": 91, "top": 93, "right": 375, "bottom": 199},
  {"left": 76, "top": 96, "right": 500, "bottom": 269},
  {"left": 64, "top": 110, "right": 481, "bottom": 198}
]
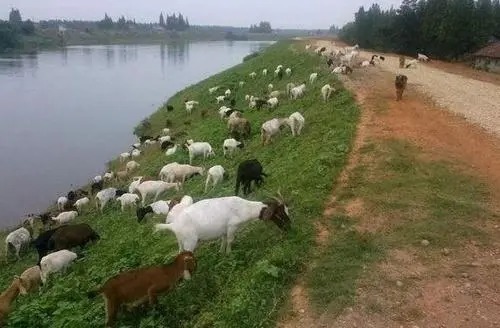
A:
[{"left": 278, "top": 41, "right": 500, "bottom": 328}]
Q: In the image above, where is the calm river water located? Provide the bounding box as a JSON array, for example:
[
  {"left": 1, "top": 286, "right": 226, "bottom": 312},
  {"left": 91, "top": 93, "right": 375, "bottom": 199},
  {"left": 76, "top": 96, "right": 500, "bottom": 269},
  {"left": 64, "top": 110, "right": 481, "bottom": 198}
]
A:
[{"left": 0, "top": 41, "right": 272, "bottom": 228}]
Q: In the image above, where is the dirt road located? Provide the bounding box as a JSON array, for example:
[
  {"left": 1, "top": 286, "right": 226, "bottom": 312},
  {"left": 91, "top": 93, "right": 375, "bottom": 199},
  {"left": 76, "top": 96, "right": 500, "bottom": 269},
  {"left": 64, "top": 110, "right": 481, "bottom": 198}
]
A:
[
  {"left": 317, "top": 41, "right": 500, "bottom": 138},
  {"left": 278, "top": 41, "right": 500, "bottom": 328}
]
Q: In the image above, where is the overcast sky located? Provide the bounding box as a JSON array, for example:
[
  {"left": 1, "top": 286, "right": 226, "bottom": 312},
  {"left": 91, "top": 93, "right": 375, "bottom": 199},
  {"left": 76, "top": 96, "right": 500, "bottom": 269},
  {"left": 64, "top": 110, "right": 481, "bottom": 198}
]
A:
[{"left": 2, "top": 0, "right": 401, "bottom": 29}]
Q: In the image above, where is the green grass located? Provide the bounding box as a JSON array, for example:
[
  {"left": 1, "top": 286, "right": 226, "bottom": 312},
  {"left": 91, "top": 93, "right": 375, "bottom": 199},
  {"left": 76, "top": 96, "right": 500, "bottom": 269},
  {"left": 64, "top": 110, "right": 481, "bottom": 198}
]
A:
[
  {"left": 306, "top": 138, "right": 494, "bottom": 313},
  {"left": 0, "top": 41, "right": 359, "bottom": 327}
]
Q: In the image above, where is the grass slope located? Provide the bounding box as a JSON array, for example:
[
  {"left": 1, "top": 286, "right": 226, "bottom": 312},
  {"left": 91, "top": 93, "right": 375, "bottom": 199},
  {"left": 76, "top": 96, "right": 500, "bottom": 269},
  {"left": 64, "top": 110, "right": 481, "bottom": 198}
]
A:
[{"left": 1, "top": 41, "right": 359, "bottom": 328}]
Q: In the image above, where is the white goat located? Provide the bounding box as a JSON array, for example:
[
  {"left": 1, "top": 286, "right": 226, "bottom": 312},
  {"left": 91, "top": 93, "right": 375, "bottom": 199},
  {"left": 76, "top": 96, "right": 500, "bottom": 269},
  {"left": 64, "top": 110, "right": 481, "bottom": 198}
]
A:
[
  {"left": 119, "top": 152, "right": 131, "bottom": 162},
  {"left": 223, "top": 138, "right": 243, "bottom": 157},
  {"left": 309, "top": 72, "right": 318, "bottom": 84},
  {"left": 161, "top": 163, "right": 205, "bottom": 184},
  {"left": 290, "top": 84, "right": 306, "bottom": 100},
  {"left": 239, "top": 81, "right": 245, "bottom": 87},
  {"left": 136, "top": 180, "right": 180, "bottom": 206},
  {"left": 205, "top": 165, "right": 225, "bottom": 192},
  {"left": 267, "top": 97, "right": 279, "bottom": 108},
  {"left": 131, "top": 149, "right": 141, "bottom": 158},
  {"left": 268, "top": 83, "right": 273, "bottom": 91},
  {"left": 305, "top": 44, "right": 311, "bottom": 50},
  {"left": 361, "top": 60, "right": 370, "bottom": 67},
  {"left": 261, "top": 118, "right": 288, "bottom": 145},
  {"left": 184, "top": 100, "right": 199, "bottom": 114},
  {"left": 186, "top": 142, "right": 215, "bottom": 164},
  {"left": 5, "top": 227, "right": 31, "bottom": 259},
  {"left": 286, "top": 112, "right": 305, "bottom": 136},
  {"left": 165, "top": 195, "right": 194, "bottom": 224},
  {"left": 74, "top": 197, "right": 90, "bottom": 212},
  {"left": 103, "top": 172, "right": 115, "bottom": 181},
  {"left": 417, "top": 53, "right": 429, "bottom": 62},
  {"left": 249, "top": 72, "right": 257, "bottom": 79},
  {"left": 165, "top": 144, "right": 179, "bottom": 156},
  {"left": 162, "top": 128, "right": 171, "bottom": 135},
  {"left": 95, "top": 188, "right": 119, "bottom": 212},
  {"left": 208, "top": 86, "right": 220, "bottom": 94},
  {"left": 116, "top": 193, "right": 140, "bottom": 211},
  {"left": 269, "top": 90, "right": 281, "bottom": 98},
  {"left": 321, "top": 84, "right": 335, "bottom": 102},
  {"left": 93, "top": 175, "right": 102, "bottom": 183},
  {"left": 224, "top": 89, "right": 231, "bottom": 97},
  {"left": 154, "top": 196, "right": 290, "bottom": 253},
  {"left": 159, "top": 136, "right": 171, "bottom": 143},
  {"left": 125, "top": 161, "right": 140, "bottom": 173},
  {"left": 262, "top": 68, "right": 268, "bottom": 76},
  {"left": 406, "top": 59, "right": 418, "bottom": 68},
  {"left": 40, "top": 250, "right": 78, "bottom": 284},
  {"left": 286, "top": 83, "right": 295, "bottom": 97},
  {"left": 285, "top": 68, "right": 292, "bottom": 76},
  {"left": 128, "top": 177, "right": 143, "bottom": 193},
  {"left": 216, "top": 95, "right": 225, "bottom": 104},
  {"left": 57, "top": 197, "right": 68, "bottom": 211},
  {"left": 51, "top": 211, "right": 78, "bottom": 225}
]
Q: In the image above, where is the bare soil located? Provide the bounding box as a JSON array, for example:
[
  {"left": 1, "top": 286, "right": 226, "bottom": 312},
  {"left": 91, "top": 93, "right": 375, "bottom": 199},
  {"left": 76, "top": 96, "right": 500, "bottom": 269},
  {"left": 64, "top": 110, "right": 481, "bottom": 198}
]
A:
[{"left": 278, "top": 41, "right": 500, "bottom": 328}]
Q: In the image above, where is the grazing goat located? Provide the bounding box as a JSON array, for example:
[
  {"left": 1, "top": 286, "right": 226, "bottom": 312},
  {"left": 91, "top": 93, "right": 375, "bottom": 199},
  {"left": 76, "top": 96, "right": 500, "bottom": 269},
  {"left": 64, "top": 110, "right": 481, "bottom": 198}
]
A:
[
  {"left": 228, "top": 117, "right": 251, "bottom": 140},
  {"left": 51, "top": 211, "right": 78, "bottom": 225},
  {"left": 290, "top": 84, "right": 306, "bottom": 100},
  {"left": 261, "top": 118, "right": 288, "bottom": 145},
  {"left": 262, "top": 68, "right": 268, "bottom": 76},
  {"left": 309, "top": 72, "right": 318, "bottom": 83},
  {"left": 57, "top": 196, "right": 68, "bottom": 211},
  {"left": 161, "top": 163, "right": 204, "bottom": 184},
  {"left": 155, "top": 195, "right": 290, "bottom": 253},
  {"left": 87, "top": 252, "right": 196, "bottom": 327},
  {"left": 40, "top": 250, "right": 78, "bottom": 284},
  {"left": 32, "top": 227, "right": 62, "bottom": 264},
  {"left": 136, "top": 180, "right": 180, "bottom": 206},
  {"left": 74, "top": 197, "right": 90, "bottom": 212},
  {"left": 165, "top": 144, "right": 179, "bottom": 156},
  {"left": 95, "top": 188, "right": 127, "bottom": 213},
  {"left": 267, "top": 97, "right": 279, "bottom": 109},
  {"left": 126, "top": 160, "right": 140, "bottom": 173},
  {"left": 286, "top": 112, "right": 305, "bottom": 136},
  {"left": 249, "top": 72, "right": 257, "bottom": 79},
  {"left": 286, "top": 82, "right": 295, "bottom": 97},
  {"left": 136, "top": 200, "right": 173, "bottom": 222},
  {"left": 184, "top": 100, "right": 199, "bottom": 114},
  {"left": 103, "top": 172, "right": 114, "bottom": 181},
  {"left": 205, "top": 165, "right": 226, "bottom": 192},
  {"left": 116, "top": 193, "right": 140, "bottom": 212},
  {"left": 91, "top": 180, "right": 104, "bottom": 195},
  {"left": 17, "top": 265, "right": 42, "bottom": 294},
  {"left": 223, "top": 138, "right": 244, "bottom": 157},
  {"left": 321, "top": 84, "right": 335, "bottom": 102},
  {"left": 405, "top": 59, "right": 418, "bottom": 68},
  {"left": 285, "top": 67, "right": 292, "bottom": 76},
  {"left": 216, "top": 95, "right": 225, "bottom": 104},
  {"left": 47, "top": 223, "right": 99, "bottom": 255},
  {"left": 395, "top": 74, "right": 408, "bottom": 101},
  {"left": 186, "top": 142, "right": 215, "bottom": 164},
  {"left": 0, "top": 277, "right": 21, "bottom": 324},
  {"left": 5, "top": 227, "right": 31, "bottom": 260},
  {"left": 162, "top": 128, "right": 171, "bottom": 135},
  {"left": 208, "top": 86, "right": 220, "bottom": 94},
  {"left": 235, "top": 159, "right": 267, "bottom": 195}
]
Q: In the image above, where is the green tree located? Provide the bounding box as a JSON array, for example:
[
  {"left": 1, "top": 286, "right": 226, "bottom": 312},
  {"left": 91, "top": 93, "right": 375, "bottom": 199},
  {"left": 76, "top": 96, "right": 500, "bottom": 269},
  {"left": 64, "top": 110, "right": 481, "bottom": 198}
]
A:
[
  {"left": 492, "top": 0, "right": 500, "bottom": 36},
  {"left": 20, "top": 19, "right": 35, "bottom": 35},
  {"left": 475, "top": 0, "right": 494, "bottom": 45},
  {"left": 9, "top": 8, "right": 22, "bottom": 25},
  {"left": 97, "top": 13, "right": 114, "bottom": 29},
  {"left": 117, "top": 16, "right": 127, "bottom": 29},
  {"left": 159, "top": 13, "right": 165, "bottom": 26},
  {"left": 0, "top": 21, "right": 19, "bottom": 51}
]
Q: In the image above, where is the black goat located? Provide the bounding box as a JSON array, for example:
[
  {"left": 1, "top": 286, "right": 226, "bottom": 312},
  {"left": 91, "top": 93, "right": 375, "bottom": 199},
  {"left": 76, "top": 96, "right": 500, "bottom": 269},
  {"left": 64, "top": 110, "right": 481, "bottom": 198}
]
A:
[
  {"left": 166, "top": 105, "right": 174, "bottom": 111},
  {"left": 32, "top": 226, "right": 62, "bottom": 264},
  {"left": 47, "top": 223, "right": 100, "bottom": 255},
  {"left": 235, "top": 159, "right": 268, "bottom": 195},
  {"left": 91, "top": 180, "right": 104, "bottom": 195},
  {"left": 161, "top": 140, "right": 175, "bottom": 150}
]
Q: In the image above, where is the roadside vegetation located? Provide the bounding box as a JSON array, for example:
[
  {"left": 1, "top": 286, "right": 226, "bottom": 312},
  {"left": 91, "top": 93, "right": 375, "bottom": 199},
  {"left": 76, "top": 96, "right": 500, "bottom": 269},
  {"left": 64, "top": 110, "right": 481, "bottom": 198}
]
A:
[{"left": 0, "top": 41, "right": 359, "bottom": 327}]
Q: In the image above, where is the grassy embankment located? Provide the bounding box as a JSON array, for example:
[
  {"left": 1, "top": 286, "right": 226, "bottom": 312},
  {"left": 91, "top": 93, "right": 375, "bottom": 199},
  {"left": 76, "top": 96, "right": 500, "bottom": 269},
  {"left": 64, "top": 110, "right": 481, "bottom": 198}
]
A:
[{"left": 0, "top": 40, "right": 359, "bottom": 327}]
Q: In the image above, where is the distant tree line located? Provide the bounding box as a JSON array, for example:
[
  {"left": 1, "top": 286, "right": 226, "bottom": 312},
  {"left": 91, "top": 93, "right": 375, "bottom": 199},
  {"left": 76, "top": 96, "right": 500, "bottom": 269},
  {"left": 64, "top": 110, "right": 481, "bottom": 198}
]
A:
[
  {"left": 159, "top": 13, "right": 190, "bottom": 31},
  {"left": 339, "top": 0, "right": 500, "bottom": 59},
  {"left": 0, "top": 8, "right": 35, "bottom": 51},
  {"left": 249, "top": 21, "right": 272, "bottom": 33}
]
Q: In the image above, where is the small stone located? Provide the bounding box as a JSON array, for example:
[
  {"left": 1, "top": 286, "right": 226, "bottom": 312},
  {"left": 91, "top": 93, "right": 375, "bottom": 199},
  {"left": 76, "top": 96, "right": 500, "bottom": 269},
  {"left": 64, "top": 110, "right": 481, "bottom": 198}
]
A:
[
  {"left": 340, "top": 224, "right": 346, "bottom": 229},
  {"left": 461, "top": 272, "right": 469, "bottom": 278},
  {"left": 465, "top": 282, "right": 472, "bottom": 288},
  {"left": 396, "top": 280, "right": 404, "bottom": 287},
  {"left": 421, "top": 239, "right": 430, "bottom": 246},
  {"left": 470, "top": 262, "right": 481, "bottom": 267},
  {"left": 442, "top": 248, "right": 450, "bottom": 256},
  {"left": 299, "top": 309, "right": 305, "bottom": 314}
]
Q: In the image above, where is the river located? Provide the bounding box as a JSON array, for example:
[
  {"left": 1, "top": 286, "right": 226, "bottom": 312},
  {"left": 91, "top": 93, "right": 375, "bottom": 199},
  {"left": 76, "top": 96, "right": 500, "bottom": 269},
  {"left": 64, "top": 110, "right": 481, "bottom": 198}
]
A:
[{"left": 0, "top": 41, "right": 272, "bottom": 229}]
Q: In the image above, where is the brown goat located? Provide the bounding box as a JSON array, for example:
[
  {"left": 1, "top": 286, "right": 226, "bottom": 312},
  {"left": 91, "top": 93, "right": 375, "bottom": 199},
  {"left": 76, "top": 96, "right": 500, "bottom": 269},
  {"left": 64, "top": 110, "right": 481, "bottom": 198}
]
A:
[
  {"left": 88, "top": 251, "right": 196, "bottom": 327},
  {"left": 229, "top": 117, "right": 251, "bottom": 139},
  {"left": 0, "top": 278, "right": 21, "bottom": 324},
  {"left": 395, "top": 74, "right": 408, "bottom": 101}
]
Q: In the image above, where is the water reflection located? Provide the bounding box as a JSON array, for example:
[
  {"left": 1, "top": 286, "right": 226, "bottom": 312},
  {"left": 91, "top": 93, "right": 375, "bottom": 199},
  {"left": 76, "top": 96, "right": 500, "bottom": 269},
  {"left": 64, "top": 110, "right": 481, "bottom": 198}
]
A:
[
  {"left": 106, "top": 46, "right": 115, "bottom": 68},
  {"left": 60, "top": 48, "right": 68, "bottom": 66},
  {"left": 167, "top": 41, "right": 189, "bottom": 65}
]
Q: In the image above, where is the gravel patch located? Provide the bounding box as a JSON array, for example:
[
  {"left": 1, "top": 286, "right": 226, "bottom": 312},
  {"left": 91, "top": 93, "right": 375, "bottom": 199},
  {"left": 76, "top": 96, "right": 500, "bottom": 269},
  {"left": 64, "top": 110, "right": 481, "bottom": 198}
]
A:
[{"left": 315, "top": 41, "right": 500, "bottom": 138}]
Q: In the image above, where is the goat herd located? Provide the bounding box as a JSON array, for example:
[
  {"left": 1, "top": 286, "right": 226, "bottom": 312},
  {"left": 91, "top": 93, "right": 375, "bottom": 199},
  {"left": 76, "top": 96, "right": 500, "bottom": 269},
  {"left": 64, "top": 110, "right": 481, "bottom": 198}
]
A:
[{"left": 1, "top": 42, "right": 423, "bottom": 326}]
